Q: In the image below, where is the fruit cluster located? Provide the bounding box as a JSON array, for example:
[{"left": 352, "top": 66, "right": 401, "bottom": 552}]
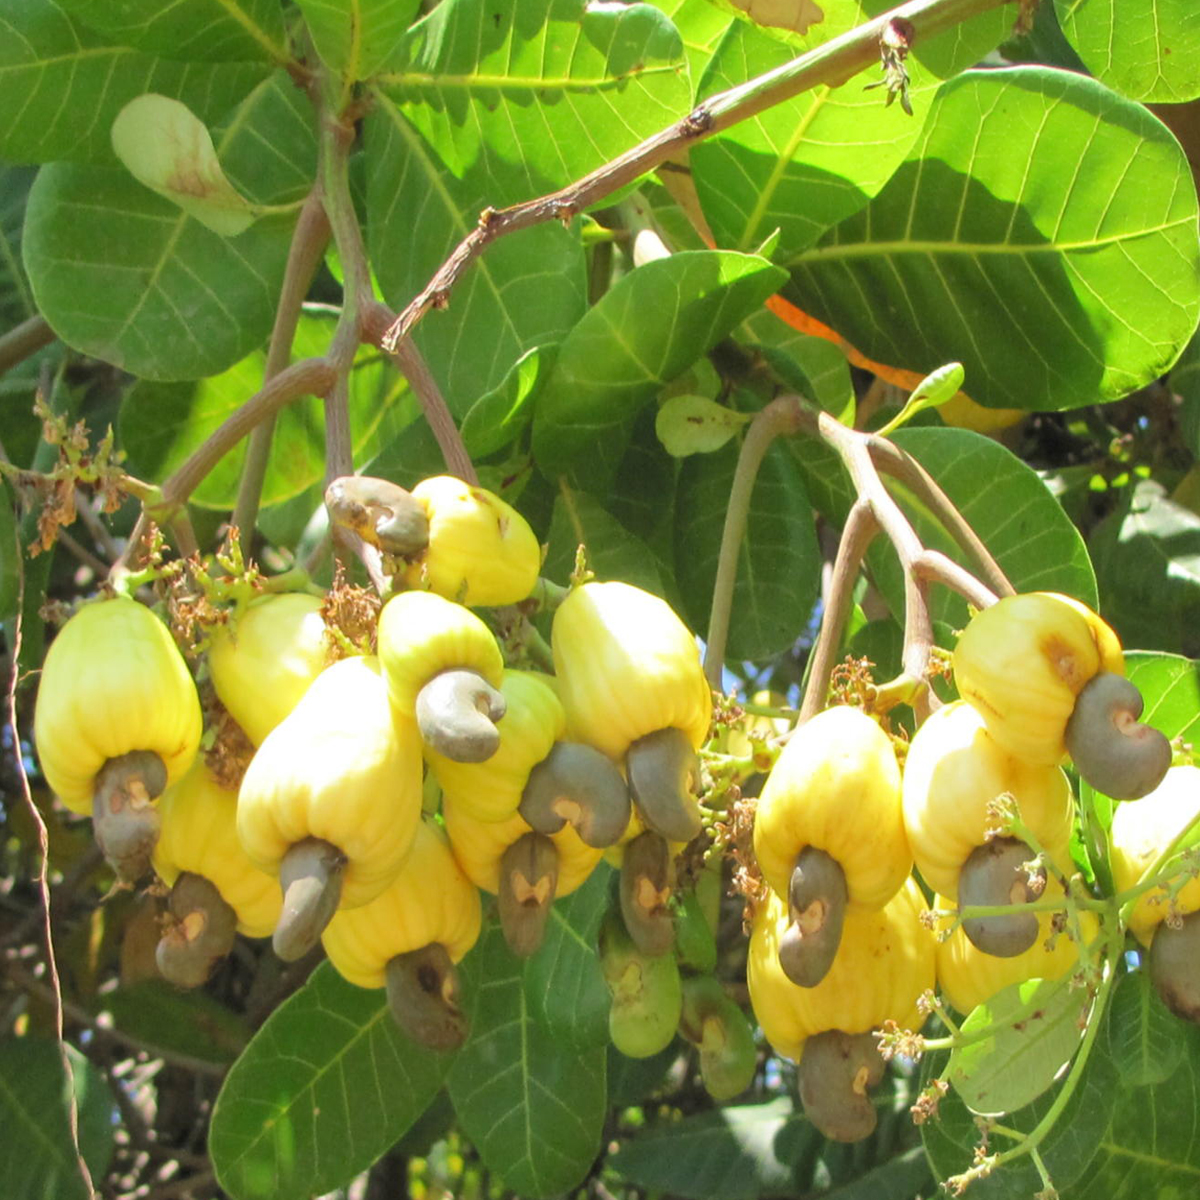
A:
[
  {"left": 33, "top": 509, "right": 1193, "bottom": 1130},
  {"left": 33, "top": 473, "right": 741, "bottom": 1066},
  {"left": 744, "top": 591, "right": 1177, "bottom": 1141}
]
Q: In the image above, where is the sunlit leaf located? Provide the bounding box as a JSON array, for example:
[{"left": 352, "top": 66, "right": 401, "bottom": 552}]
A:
[
  {"left": 0, "top": 0, "right": 267, "bottom": 163},
  {"left": 24, "top": 74, "right": 314, "bottom": 380},
  {"left": 61, "top": 0, "right": 288, "bottom": 63},
  {"left": 1055, "top": 0, "right": 1200, "bottom": 103},
  {"left": 295, "top": 0, "right": 420, "bottom": 81},
  {"left": 532, "top": 250, "right": 787, "bottom": 487},
  {"left": 947, "top": 977, "right": 1088, "bottom": 1115},
  {"left": 787, "top": 67, "right": 1200, "bottom": 412},
  {"left": 656, "top": 395, "right": 751, "bottom": 457},
  {"left": 449, "top": 924, "right": 606, "bottom": 1198},
  {"left": 210, "top": 963, "right": 451, "bottom": 1200}
]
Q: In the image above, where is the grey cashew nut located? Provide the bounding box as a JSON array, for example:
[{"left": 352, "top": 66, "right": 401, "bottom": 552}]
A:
[
  {"left": 797, "top": 1030, "right": 886, "bottom": 1143},
  {"left": 619, "top": 830, "right": 675, "bottom": 957},
  {"left": 325, "top": 475, "right": 430, "bottom": 557},
  {"left": 386, "top": 943, "right": 469, "bottom": 1051},
  {"left": 958, "top": 836, "right": 1043, "bottom": 958},
  {"left": 416, "top": 669, "right": 506, "bottom": 763},
  {"left": 498, "top": 831, "right": 559, "bottom": 958},
  {"left": 273, "top": 837, "right": 346, "bottom": 962},
  {"left": 93, "top": 749, "right": 168, "bottom": 884},
  {"left": 518, "top": 741, "right": 631, "bottom": 848},
  {"left": 1149, "top": 909, "right": 1200, "bottom": 1025},
  {"left": 1065, "top": 671, "right": 1172, "bottom": 800},
  {"left": 778, "top": 845, "right": 848, "bottom": 989},
  {"left": 626, "top": 727, "right": 703, "bottom": 844},
  {"left": 156, "top": 872, "right": 239, "bottom": 988}
]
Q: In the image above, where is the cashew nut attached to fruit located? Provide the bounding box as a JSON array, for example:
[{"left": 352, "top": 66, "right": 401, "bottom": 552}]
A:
[
  {"left": 957, "top": 837, "right": 1043, "bottom": 958},
  {"left": 386, "top": 943, "right": 469, "bottom": 1051},
  {"left": 498, "top": 831, "right": 559, "bottom": 957},
  {"left": 1065, "top": 672, "right": 1172, "bottom": 800},
  {"left": 325, "top": 475, "right": 430, "bottom": 557},
  {"left": 778, "top": 846, "right": 848, "bottom": 988},
  {"left": 156, "top": 872, "right": 239, "bottom": 988},
  {"left": 415, "top": 668, "right": 507, "bottom": 763},
  {"left": 273, "top": 837, "right": 347, "bottom": 962},
  {"left": 518, "top": 742, "right": 631, "bottom": 848},
  {"left": 626, "top": 727, "right": 703, "bottom": 844},
  {"left": 93, "top": 750, "right": 168, "bottom": 884},
  {"left": 620, "top": 830, "right": 676, "bottom": 956}
]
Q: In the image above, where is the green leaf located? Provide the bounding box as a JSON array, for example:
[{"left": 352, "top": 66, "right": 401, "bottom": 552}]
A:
[
  {"left": 651, "top": 0, "right": 735, "bottom": 89},
  {"left": 99, "top": 981, "right": 250, "bottom": 1066},
  {"left": 460, "top": 345, "right": 555, "bottom": 460},
  {"left": 675, "top": 438, "right": 820, "bottom": 662},
  {"left": 0, "top": 166, "right": 36, "bottom": 323},
  {"left": 544, "top": 485, "right": 666, "bottom": 595},
  {"left": 119, "top": 308, "right": 412, "bottom": 509},
  {"left": 111, "top": 94, "right": 256, "bottom": 236},
  {"left": 449, "top": 923, "right": 607, "bottom": 1198},
  {"left": 1107, "top": 968, "right": 1185, "bottom": 1087},
  {"left": 740, "top": 307, "right": 855, "bottom": 421},
  {"left": 365, "top": 0, "right": 692, "bottom": 405},
  {"left": 1090, "top": 479, "right": 1200, "bottom": 655},
  {"left": 609, "top": 1095, "right": 813, "bottom": 1199},
  {"left": 1068, "top": 1020, "right": 1200, "bottom": 1197},
  {"left": 0, "top": 0, "right": 268, "bottom": 163},
  {"left": 209, "top": 962, "right": 452, "bottom": 1200},
  {"left": 947, "top": 977, "right": 1089, "bottom": 1115},
  {"left": 364, "top": 103, "right": 587, "bottom": 412},
  {"left": 1055, "top": 0, "right": 1200, "bottom": 103},
  {"left": 295, "top": 0, "right": 419, "bottom": 81},
  {"left": 787, "top": 67, "right": 1200, "bottom": 412},
  {"left": 377, "top": 0, "right": 690, "bottom": 188},
  {"left": 523, "top": 865, "right": 612, "bottom": 1050},
  {"left": 61, "top": 0, "right": 288, "bottom": 63},
  {"left": 24, "top": 73, "right": 315, "bottom": 381},
  {"left": 691, "top": 20, "right": 932, "bottom": 259},
  {"left": 532, "top": 250, "right": 787, "bottom": 486},
  {"left": 922, "top": 1035, "right": 1117, "bottom": 1198},
  {"left": 656, "top": 395, "right": 751, "bottom": 457},
  {"left": 0, "top": 1038, "right": 116, "bottom": 1200}
]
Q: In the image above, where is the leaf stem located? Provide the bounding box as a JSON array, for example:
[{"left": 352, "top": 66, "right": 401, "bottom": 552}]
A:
[
  {"left": 704, "top": 396, "right": 805, "bottom": 688},
  {"left": 233, "top": 187, "right": 332, "bottom": 539}
]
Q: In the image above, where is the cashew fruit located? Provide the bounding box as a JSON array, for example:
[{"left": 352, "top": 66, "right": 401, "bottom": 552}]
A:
[
  {"left": 952, "top": 593, "right": 1121, "bottom": 767},
  {"left": 237, "top": 655, "right": 423, "bottom": 917},
  {"left": 402, "top": 475, "right": 540, "bottom": 606},
  {"left": 551, "top": 580, "right": 711, "bottom": 841},
  {"left": 207, "top": 592, "right": 329, "bottom": 746},
  {"left": 902, "top": 700, "right": 1074, "bottom": 900},
  {"left": 34, "top": 596, "right": 202, "bottom": 815}
]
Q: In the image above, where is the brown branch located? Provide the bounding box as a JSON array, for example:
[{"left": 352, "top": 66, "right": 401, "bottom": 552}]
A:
[
  {"left": 0, "top": 314, "right": 56, "bottom": 375},
  {"left": 799, "top": 498, "right": 881, "bottom": 723},
  {"left": 380, "top": 0, "right": 1013, "bottom": 351},
  {"left": 234, "top": 188, "right": 333, "bottom": 538},
  {"left": 866, "top": 436, "right": 1015, "bottom": 598}
]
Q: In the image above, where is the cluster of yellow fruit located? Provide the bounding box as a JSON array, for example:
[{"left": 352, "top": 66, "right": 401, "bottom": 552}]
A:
[
  {"left": 33, "top": 474, "right": 723, "bottom": 1056},
  {"left": 745, "top": 592, "right": 1174, "bottom": 1142}
]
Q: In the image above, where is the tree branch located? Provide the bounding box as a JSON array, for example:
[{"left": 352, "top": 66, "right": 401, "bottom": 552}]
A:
[
  {"left": 0, "top": 314, "right": 56, "bottom": 375},
  {"left": 380, "top": 0, "right": 1013, "bottom": 351}
]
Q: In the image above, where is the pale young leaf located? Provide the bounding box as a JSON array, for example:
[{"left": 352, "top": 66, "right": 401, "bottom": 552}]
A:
[
  {"left": 656, "top": 395, "right": 751, "bottom": 457},
  {"left": 111, "top": 93, "right": 255, "bottom": 237}
]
